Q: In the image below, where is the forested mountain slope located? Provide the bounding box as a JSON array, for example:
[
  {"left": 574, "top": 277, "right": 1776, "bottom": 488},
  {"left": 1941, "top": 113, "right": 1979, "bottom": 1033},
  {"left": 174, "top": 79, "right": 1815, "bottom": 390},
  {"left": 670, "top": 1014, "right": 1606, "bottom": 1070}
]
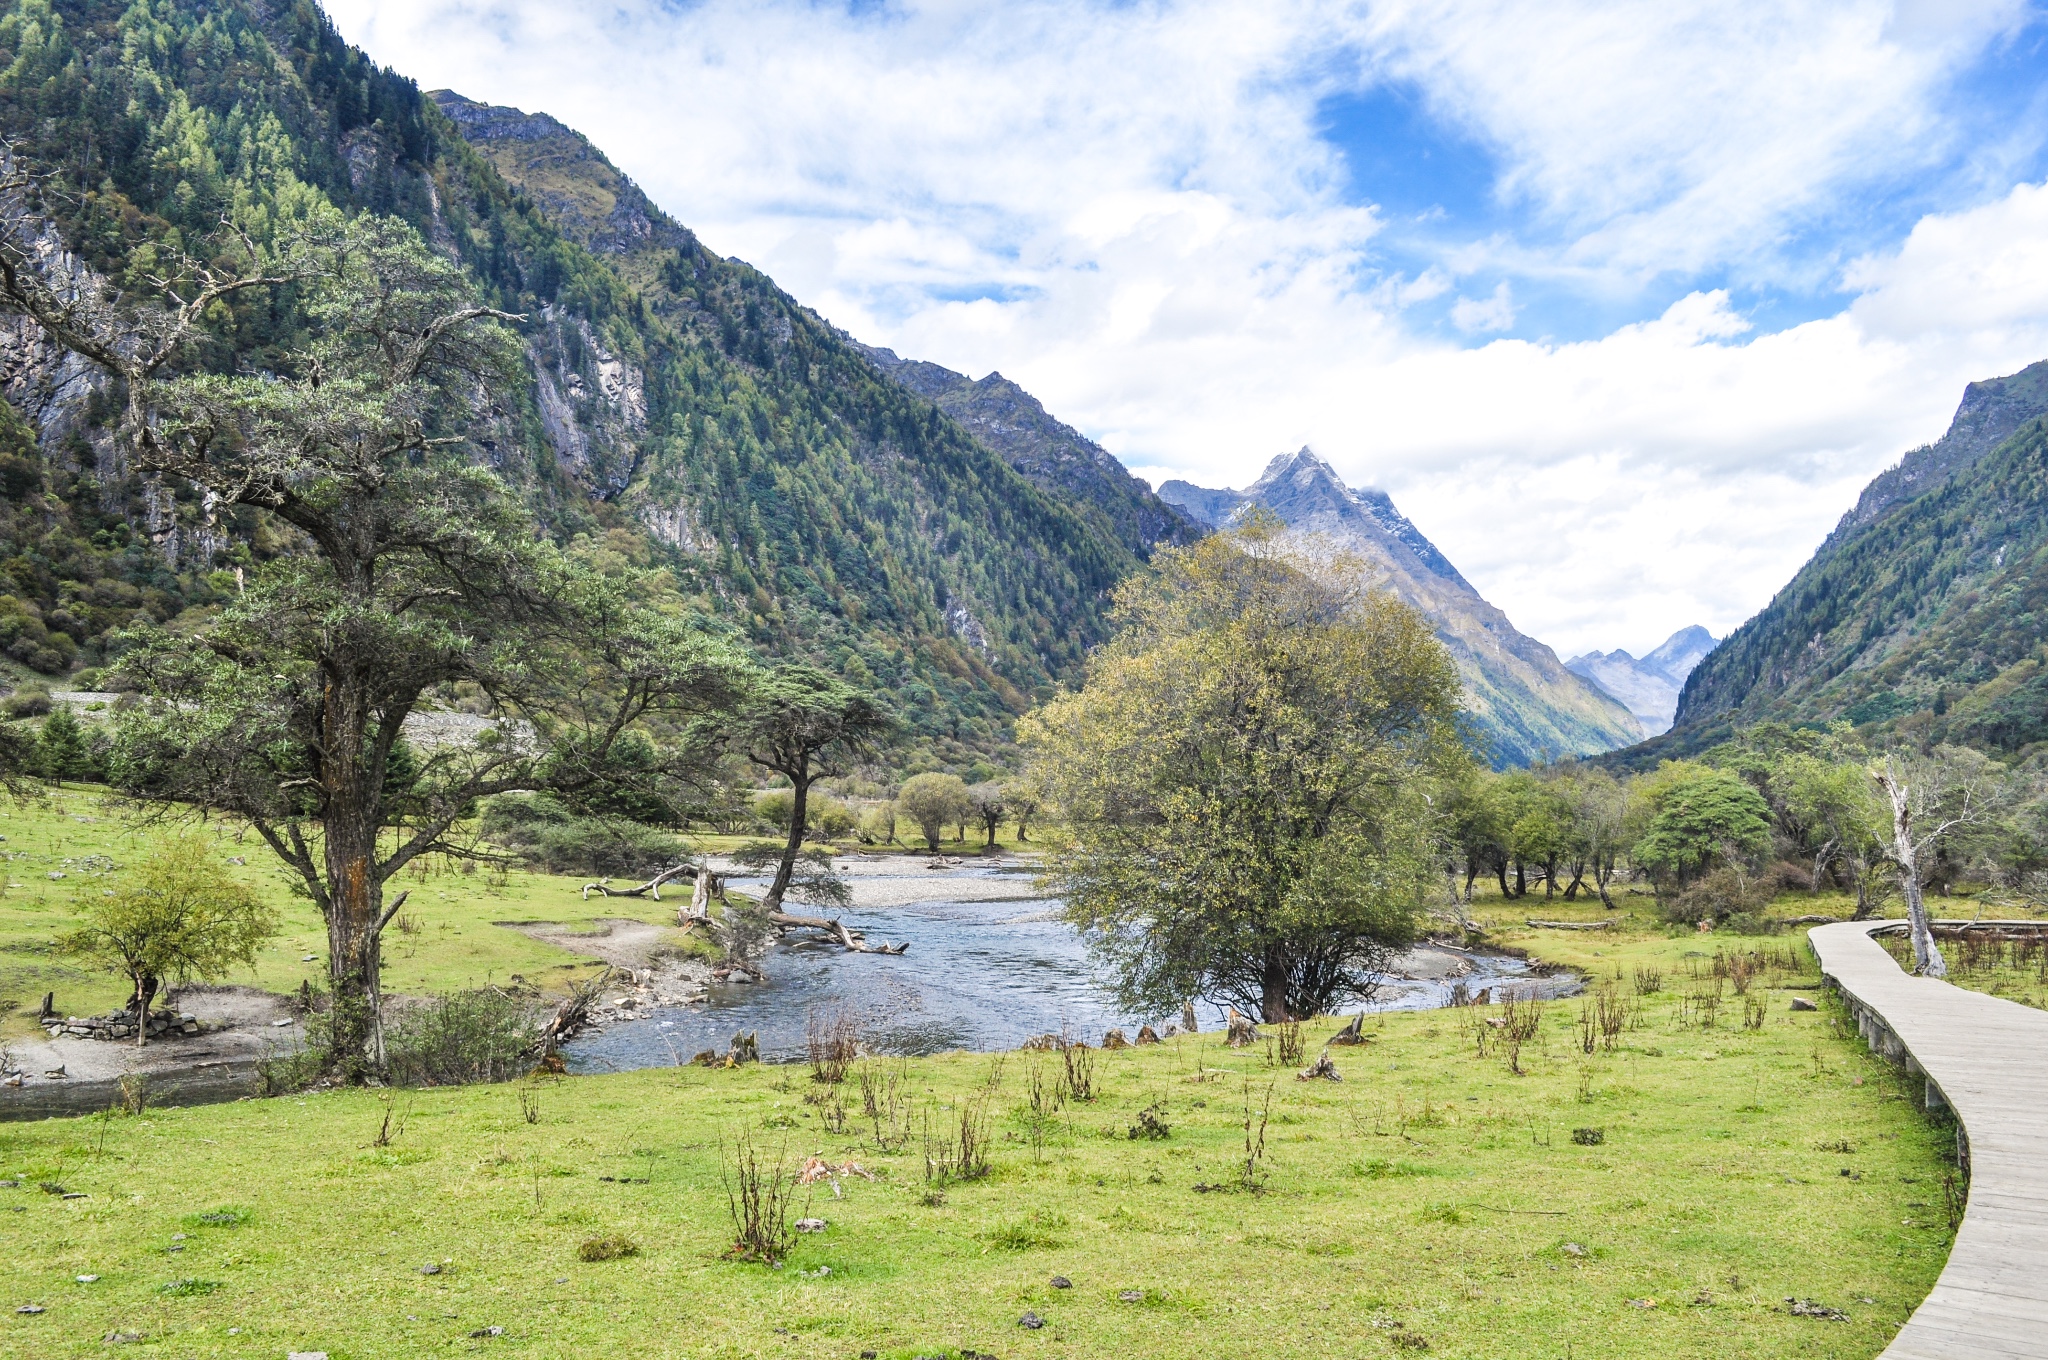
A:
[
  {"left": 1667, "top": 361, "right": 2048, "bottom": 758},
  {"left": 1159, "top": 448, "right": 1643, "bottom": 766},
  {"left": 0, "top": 1, "right": 1150, "bottom": 764},
  {"left": 853, "top": 345, "right": 1200, "bottom": 559}
]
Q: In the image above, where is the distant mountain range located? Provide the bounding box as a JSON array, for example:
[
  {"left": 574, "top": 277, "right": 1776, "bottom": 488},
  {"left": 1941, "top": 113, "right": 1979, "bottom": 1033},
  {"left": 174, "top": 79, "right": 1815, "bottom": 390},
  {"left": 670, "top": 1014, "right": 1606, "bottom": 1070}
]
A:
[
  {"left": 1647, "top": 357, "right": 2048, "bottom": 759},
  {"left": 1566, "top": 627, "right": 1717, "bottom": 736},
  {"left": 1158, "top": 450, "right": 1643, "bottom": 766}
]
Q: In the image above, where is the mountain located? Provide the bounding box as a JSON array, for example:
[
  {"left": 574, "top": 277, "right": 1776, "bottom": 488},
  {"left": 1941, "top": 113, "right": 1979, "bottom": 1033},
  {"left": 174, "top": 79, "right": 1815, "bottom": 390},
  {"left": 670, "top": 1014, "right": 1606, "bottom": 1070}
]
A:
[
  {"left": 0, "top": 3, "right": 1161, "bottom": 768},
  {"left": 1158, "top": 449, "right": 1643, "bottom": 766},
  {"left": 855, "top": 347, "right": 1200, "bottom": 559},
  {"left": 1667, "top": 360, "right": 2048, "bottom": 756},
  {"left": 1566, "top": 626, "right": 1717, "bottom": 736}
]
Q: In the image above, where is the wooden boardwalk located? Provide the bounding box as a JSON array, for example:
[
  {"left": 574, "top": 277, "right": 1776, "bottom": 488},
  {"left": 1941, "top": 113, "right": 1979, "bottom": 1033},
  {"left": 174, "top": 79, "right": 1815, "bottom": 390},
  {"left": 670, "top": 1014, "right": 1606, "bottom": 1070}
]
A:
[{"left": 1810, "top": 920, "right": 2048, "bottom": 1359}]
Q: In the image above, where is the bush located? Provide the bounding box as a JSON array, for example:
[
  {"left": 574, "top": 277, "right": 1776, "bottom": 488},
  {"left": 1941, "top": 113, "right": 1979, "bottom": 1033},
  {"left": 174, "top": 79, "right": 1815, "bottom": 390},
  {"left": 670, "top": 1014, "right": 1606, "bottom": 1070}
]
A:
[
  {"left": 481, "top": 794, "right": 688, "bottom": 877},
  {"left": 577, "top": 1235, "right": 639, "bottom": 1262},
  {"left": 1659, "top": 867, "right": 1772, "bottom": 927},
  {"left": 385, "top": 990, "right": 542, "bottom": 1087}
]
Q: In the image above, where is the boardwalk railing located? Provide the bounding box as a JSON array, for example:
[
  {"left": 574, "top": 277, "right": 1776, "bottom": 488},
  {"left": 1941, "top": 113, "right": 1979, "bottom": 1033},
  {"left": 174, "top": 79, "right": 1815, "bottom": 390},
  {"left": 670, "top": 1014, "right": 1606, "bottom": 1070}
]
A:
[{"left": 1810, "top": 920, "right": 2048, "bottom": 1360}]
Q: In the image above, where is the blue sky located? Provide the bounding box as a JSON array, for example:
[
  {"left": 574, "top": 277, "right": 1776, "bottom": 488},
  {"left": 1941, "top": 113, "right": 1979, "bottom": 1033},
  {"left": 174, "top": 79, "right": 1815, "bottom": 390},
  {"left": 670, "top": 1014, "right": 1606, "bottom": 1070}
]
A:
[{"left": 327, "top": 0, "right": 2048, "bottom": 658}]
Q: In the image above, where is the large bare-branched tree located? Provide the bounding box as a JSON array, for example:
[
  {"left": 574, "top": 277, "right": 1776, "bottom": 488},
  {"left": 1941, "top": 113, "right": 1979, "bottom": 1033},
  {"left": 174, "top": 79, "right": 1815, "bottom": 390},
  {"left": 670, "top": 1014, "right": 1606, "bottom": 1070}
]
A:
[
  {"left": 1870, "top": 746, "right": 2017, "bottom": 978},
  {"left": 0, "top": 173, "right": 748, "bottom": 1075}
]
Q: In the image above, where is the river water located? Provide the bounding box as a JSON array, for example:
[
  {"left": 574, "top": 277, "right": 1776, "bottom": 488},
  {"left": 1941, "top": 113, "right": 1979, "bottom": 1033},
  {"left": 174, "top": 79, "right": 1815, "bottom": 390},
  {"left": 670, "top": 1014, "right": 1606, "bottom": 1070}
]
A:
[{"left": 562, "top": 862, "right": 1575, "bottom": 1070}]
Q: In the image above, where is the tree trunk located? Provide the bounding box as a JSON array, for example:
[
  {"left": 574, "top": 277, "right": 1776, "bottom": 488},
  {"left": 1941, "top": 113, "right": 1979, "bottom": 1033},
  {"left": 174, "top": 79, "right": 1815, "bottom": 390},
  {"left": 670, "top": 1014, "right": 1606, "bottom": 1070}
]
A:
[
  {"left": 1260, "top": 949, "right": 1292, "bottom": 1024},
  {"left": 1494, "top": 858, "right": 1511, "bottom": 899},
  {"left": 320, "top": 669, "right": 389, "bottom": 1080},
  {"left": 132, "top": 971, "right": 158, "bottom": 1049},
  {"left": 762, "top": 774, "right": 809, "bottom": 914},
  {"left": 1462, "top": 859, "right": 1478, "bottom": 903},
  {"left": 1593, "top": 855, "right": 1615, "bottom": 910},
  {"left": 1513, "top": 859, "right": 1527, "bottom": 899},
  {"left": 1876, "top": 769, "right": 1945, "bottom": 977}
]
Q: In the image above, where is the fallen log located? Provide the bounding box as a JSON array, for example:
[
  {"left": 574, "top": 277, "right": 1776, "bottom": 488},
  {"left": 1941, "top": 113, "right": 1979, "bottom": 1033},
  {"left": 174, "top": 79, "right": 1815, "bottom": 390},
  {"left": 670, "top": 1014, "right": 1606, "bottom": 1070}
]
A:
[
  {"left": 580, "top": 862, "right": 696, "bottom": 902},
  {"left": 767, "top": 910, "right": 909, "bottom": 955},
  {"left": 1782, "top": 914, "right": 1841, "bottom": 926},
  {"left": 1525, "top": 918, "right": 1617, "bottom": 931}
]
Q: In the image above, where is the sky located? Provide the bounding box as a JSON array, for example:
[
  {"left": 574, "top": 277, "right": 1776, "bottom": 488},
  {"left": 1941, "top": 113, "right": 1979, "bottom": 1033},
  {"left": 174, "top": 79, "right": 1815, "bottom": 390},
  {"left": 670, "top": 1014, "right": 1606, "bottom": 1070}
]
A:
[{"left": 324, "top": 0, "right": 2048, "bottom": 659}]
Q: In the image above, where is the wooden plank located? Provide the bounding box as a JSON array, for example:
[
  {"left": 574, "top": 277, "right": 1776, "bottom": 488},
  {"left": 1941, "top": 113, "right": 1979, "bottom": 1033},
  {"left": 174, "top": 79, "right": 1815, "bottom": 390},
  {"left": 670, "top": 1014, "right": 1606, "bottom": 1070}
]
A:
[{"left": 1810, "top": 921, "right": 2048, "bottom": 1360}]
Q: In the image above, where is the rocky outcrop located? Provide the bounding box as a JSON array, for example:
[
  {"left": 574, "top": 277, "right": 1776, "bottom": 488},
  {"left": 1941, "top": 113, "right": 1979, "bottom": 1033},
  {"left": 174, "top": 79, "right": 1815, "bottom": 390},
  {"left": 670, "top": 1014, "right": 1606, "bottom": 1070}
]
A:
[
  {"left": 1160, "top": 449, "right": 1642, "bottom": 766},
  {"left": 1829, "top": 359, "right": 2048, "bottom": 542}
]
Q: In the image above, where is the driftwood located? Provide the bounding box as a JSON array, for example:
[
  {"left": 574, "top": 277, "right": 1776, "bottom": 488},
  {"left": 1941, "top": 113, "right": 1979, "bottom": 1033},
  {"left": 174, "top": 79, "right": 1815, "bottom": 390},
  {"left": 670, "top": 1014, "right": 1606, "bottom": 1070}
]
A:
[
  {"left": 767, "top": 910, "right": 909, "bottom": 955},
  {"left": 537, "top": 968, "right": 614, "bottom": 1051},
  {"left": 580, "top": 862, "right": 696, "bottom": 901},
  {"left": 1298, "top": 1053, "right": 1341, "bottom": 1081},
  {"left": 1525, "top": 918, "right": 1617, "bottom": 931},
  {"left": 1327, "top": 1013, "right": 1372, "bottom": 1046}
]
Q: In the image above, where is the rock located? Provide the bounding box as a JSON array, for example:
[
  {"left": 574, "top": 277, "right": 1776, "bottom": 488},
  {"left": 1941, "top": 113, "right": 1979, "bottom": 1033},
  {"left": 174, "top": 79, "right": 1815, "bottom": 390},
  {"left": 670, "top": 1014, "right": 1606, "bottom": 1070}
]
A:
[
  {"left": 103, "top": 1330, "right": 143, "bottom": 1343},
  {"left": 1135, "top": 1026, "right": 1159, "bottom": 1045},
  {"left": 1102, "top": 1028, "right": 1129, "bottom": 1049},
  {"left": 468, "top": 1325, "right": 504, "bottom": 1338},
  {"left": 1562, "top": 1242, "right": 1588, "bottom": 1258},
  {"left": 273, "top": 1018, "right": 296, "bottom": 1027},
  {"left": 1050, "top": 1276, "right": 1071, "bottom": 1289},
  {"left": 418, "top": 1263, "right": 442, "bottom": 1276},
  {"left": 1791, "top": 997, "right": 1818, "bottom": 1011},
  {"left": 1017, "top": 1312, "right": 1045, "bottom": 1330},
  {"left": 795, "top": 1218, "right": 826, "bottom": 1233},
  {"left": 288, "top": 1353, "right": 331, "bottom": 1359},
  {"left": 75, "top": 1274, "right": 98, "bottom": 1283},
  {"left": 1785, "top": 1298, "right": 1850, "bottom": 1321},
  {"left": 1160, "top": 1023, "right": 1179, "bottom": 1038},
  {"left": 15, "top": 1305, "right": 43, "bottom": 1314},
  {"left": 1119, "top": 1290, "right": 1143, "bottom": 1303},
  {"left": 226, "top": 856, "right": 245, "bottom": 865}
]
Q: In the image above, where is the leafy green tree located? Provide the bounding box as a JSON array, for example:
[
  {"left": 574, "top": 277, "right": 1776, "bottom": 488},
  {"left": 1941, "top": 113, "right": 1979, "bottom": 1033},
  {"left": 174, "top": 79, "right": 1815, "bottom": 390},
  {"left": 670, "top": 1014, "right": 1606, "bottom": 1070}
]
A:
[
  {"left": 1633, "top": 767, "right": 1773, "bottom": 887},
  {"left": 1022, "top": 523, "right": 1468, "bottom": 1022},
  {"left": 898, "top": 772, "right": 971, "bottom": 851},
  {"left": 34, "top": 706, "right": 92, "bottom": 782},
  {"left": 716, "top": 665, "right": 889, "bottom": 913},
  {"left": 59, "top": 835, "right": 279, "bottom": 1048},
  {"left": 2, "top": 215, "right": 750, "bottom": 1078}
]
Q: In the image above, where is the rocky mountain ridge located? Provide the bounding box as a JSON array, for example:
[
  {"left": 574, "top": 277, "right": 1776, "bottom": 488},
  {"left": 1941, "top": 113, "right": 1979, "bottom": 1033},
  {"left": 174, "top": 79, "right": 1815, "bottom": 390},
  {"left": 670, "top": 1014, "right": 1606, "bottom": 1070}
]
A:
[
  {"left": 1159, "top": 449, "right": 1643, "bottom": 766},
  {"left": 1656, "top": 358, "right": 2048, "bottom": 759},
  {"left": 855, "top": 345, "right": 1200, "bottom": 559}
]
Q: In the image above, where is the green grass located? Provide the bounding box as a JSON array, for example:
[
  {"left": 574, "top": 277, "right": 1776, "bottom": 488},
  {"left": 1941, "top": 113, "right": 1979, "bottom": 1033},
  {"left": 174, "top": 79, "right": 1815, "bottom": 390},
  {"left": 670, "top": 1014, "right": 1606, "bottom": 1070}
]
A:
[
  {"left": 0, "top": 790, "right": 696, "bottom": 1039},
  {"left": 0, "top": 933, "right": 1955, "bottom": 1359}
]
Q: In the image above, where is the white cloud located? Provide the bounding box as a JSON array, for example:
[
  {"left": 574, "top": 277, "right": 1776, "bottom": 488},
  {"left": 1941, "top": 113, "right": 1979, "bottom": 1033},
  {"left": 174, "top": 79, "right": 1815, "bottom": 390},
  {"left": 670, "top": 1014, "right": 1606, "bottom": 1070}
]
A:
[
  {"left": 321, "top": 0, "right": 2048, "bottom": 659},
  {"left": 1450, "top": 281, "right": 1514, "bottom": 332}
]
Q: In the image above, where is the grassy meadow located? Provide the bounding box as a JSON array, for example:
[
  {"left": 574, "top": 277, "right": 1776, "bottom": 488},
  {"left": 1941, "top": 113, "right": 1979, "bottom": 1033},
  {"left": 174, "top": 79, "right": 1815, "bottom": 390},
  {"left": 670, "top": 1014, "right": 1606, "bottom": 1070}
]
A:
[
  {"left": 0, "top": 939, "right": 1957, "bottom": 1359},
  {"left": 0, "top": 793, "right": 1976, "bottom": 1359}
]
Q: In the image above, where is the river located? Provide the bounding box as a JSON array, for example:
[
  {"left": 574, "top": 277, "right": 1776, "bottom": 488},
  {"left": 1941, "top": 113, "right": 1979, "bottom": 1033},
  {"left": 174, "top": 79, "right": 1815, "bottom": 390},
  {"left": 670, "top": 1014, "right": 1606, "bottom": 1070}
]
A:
[{"left": 562, "top": 860, "right": 1577, "bottom": 1070}]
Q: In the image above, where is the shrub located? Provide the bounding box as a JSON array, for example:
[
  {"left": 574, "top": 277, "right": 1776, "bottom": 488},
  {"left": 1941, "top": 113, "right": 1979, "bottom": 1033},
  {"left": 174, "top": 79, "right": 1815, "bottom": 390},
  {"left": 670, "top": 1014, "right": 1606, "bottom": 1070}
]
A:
[
  {"left": 481, "top": 794, "right": 687, "bottom": 877},
  {"left": 1659, "top": 867, "right": 1772, "bottom": 927},
  {"left": 577, "top": 1235, "right": 639, "bottom": 1262},
  {"left": 385, "top": 990, "right": 542, "bottom": 1087}
]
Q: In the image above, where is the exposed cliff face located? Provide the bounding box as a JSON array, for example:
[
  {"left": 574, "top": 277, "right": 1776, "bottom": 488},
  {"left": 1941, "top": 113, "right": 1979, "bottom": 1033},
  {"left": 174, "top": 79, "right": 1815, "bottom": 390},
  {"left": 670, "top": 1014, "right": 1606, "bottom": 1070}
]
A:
[
  {"left": 1567, "top": 626, "right": 1716, "bottom": 736},
  {"left": 1661, "top": 360, "right": 2048, "bottom": 759},
  {"left": 1160, "top": 449, "right": 1643, "bottom": 766},
  {"left": 857, "top": 346, "right": 1200, "bottom": 559}
]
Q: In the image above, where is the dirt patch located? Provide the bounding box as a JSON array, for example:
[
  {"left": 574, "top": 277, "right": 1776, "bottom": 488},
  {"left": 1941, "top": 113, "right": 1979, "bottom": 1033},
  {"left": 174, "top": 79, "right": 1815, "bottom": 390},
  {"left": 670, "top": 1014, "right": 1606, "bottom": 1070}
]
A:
[
  {"left": 1, "top": 984, "right": 301, "bottom": 1120},
  {"left": 498, "top": 917, "right": 678, "bottom": 971},
  {"left": 497, "top": 918, "right": 712, "bottom": 1032}
]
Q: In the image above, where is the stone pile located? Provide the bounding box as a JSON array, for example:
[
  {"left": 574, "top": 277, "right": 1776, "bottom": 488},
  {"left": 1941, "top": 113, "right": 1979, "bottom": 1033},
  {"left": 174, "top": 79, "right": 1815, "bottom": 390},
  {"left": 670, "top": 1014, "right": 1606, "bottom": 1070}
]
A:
[{"left": 44, "top": 1009, "right": 214, "bottom": 1042}]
